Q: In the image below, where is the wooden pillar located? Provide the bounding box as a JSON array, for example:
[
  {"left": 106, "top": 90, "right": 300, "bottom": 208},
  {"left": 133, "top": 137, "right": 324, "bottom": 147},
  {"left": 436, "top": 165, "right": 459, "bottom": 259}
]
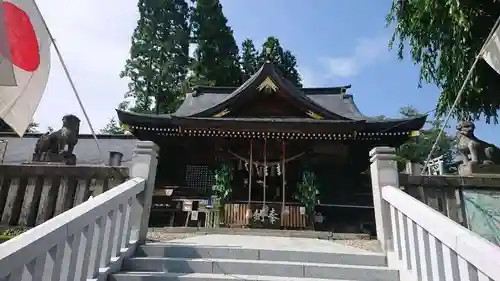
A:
[
  {"left": 246, "top": 140, "right": 253, "bottom": 225},
  {"left": 281, "top": 141, "right": 286, "bottom": 216}
]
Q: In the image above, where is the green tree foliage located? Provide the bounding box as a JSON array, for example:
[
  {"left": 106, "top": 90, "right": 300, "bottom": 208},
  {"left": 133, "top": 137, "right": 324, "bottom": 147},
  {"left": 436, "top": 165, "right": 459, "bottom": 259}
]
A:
[
  {"left": 260, "top": 37, "right": 302, "bottom": 87},
  {"left": 260, "top": 36, "right": 302, "bottom": 87},
  {"left": 190, "top": 0, "right": 242, "bottom": 86},
  {"left": 100, "top": 117, "right": 126, "bottom": 135},
  {"left": 240, "top": 39, "right": 259, "bottom": 80},
  {"left": 240, "top": 37, "right": 302, "bottom": 87},
  {"left": 386, "top": 0, "right": 500, "bottom": 122},
  {"left": 26, "top": 122, "right": 39, "bottom": 133},
  {"left": 395, "top": 106, "right": 456, "bottom": 172},
  {"left": 120, "top": 0, "right": 190, "bottom": 114}
]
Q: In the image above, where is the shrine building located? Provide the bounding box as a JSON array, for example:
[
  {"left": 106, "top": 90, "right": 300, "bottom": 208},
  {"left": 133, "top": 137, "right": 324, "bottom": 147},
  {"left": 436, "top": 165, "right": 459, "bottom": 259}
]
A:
[{"left": 117, "top": 62, "right": 426, "bottom": 232}]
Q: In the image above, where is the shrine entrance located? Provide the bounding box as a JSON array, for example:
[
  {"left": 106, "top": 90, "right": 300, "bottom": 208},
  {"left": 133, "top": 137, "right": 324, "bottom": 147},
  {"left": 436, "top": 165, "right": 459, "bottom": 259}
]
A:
[{"left": 221, "top": 138, "right": 310, "bottom": 229}]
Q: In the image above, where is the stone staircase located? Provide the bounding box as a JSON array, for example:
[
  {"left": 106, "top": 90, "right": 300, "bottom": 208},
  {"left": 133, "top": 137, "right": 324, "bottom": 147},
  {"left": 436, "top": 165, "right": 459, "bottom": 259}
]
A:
[{"left": 109, "top": 242, "right": 399, "bottom": 281}]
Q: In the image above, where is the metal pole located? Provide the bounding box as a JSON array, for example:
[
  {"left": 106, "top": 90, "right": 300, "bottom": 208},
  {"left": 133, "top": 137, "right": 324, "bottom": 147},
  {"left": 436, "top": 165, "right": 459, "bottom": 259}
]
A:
[{"left": 32, "top": 1, "right": 106, "bottom": 163}]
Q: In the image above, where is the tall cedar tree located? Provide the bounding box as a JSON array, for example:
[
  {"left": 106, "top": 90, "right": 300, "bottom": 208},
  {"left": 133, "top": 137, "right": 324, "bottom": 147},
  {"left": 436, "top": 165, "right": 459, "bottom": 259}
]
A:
[
  {"left": 240, "top": 37, "right": 302, "bottom": 87},
  {"left": 387, "top": 0, "right": 500, "bottom": 123},
  {"left": 120, "top": 0, "right": 190, "bottom": 114},
  {"left": 259, "top": 37, "right": 302, "bottom": 87},
  {"left": 190, "top": 0, "right": 242, "bottom": 86},
  {"left": 100, "top": 118, "right": 126, "bottom": 135},
  {"left": 240, "top": 39, "right": 259, "bottom": 80}
]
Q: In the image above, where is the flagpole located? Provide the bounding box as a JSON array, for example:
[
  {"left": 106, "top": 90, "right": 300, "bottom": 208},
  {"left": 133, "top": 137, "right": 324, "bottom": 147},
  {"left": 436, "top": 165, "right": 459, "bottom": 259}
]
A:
[
  {"left": 421, "top": 14, "right": 500, "bottom": 175},
  {"left": 32, "top": 0, "right": 106, "bottom": 164}
]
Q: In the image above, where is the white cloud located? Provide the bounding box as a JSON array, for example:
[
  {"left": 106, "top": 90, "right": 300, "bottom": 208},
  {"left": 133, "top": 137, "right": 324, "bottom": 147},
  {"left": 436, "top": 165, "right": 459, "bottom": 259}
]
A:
[
  {"left": 324, "top": 35, "right": 389, "bottom": 78},
  {"left": 298, "top": 67, "right": 323, "bottom": 88},
  {"left": 33, "top": 0, "right": 139, "bottom": 133}
]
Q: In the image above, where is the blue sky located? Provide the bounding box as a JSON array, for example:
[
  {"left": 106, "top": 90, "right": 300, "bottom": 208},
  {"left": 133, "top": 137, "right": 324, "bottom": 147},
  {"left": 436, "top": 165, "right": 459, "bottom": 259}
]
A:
[
  {"left": 35, "top": 0, "right": 499, "bottom": 145},
  {"left": 220, "top": 0, "right": 499, "bottom": 145}
]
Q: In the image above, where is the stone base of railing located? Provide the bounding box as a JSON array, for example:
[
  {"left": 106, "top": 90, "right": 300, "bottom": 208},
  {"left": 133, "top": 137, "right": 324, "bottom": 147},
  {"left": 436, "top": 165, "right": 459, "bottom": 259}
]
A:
[
  {"left": 0, "top": 164, "right": 129, "bottom": 227},
  {"left": 459, "top": 163, "right": 500, "bottom": 177}
]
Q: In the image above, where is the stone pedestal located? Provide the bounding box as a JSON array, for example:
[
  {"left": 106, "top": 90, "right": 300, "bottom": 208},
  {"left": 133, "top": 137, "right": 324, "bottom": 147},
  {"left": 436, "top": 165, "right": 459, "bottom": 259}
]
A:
[
  {"left": 369, "top": 147, "right": 399, "bottom": 252},
  {"left": 130, "top": 141, "right": 159, "bottom": 244},
  {"left": 459, "top": 163, "right": 500, "bottom": 177}
]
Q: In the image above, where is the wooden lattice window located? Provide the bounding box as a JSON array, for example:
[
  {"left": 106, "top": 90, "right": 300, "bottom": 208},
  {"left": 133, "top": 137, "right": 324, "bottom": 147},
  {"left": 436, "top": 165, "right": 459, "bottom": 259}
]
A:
[{"left": 185, "top": 165, "right": 214, "bottom": 191}]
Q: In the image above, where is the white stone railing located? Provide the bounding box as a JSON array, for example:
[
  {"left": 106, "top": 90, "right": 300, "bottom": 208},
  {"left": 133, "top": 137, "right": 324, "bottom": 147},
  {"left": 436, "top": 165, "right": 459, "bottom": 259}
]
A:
[
  {"left": 370, "top": 147, "right": 500, "bottom": 281},
  {"left": 0, "top": 141, "right": 159, "bottom": 281}
]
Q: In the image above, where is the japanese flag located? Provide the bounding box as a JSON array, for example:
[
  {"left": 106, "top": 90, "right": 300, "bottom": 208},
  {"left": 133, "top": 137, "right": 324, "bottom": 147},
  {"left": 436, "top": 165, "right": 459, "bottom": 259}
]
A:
[{"left": 0, "top": 0, "right": 50, "bottom": 136}]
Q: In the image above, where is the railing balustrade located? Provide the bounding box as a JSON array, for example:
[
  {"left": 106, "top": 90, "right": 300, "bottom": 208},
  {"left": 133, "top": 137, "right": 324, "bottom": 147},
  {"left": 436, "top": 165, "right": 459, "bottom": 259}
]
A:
[
  {"left": 383, "top": 185, "right": 500, "bottom": 281},
  {"left": 0, "top": 164, "right": 128, "bottom": 227},
  {"left": 0, "top": 141, "right": 158, "bottom": 281},
  {"left": 370, "top": 147, "right": 500, "bottom": 281}
]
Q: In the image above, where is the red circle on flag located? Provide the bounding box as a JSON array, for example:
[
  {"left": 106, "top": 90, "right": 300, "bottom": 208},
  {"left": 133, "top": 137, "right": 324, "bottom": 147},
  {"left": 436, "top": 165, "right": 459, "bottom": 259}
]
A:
[{"left": 1, "top": 2, "right": 40, "bottom": 72}]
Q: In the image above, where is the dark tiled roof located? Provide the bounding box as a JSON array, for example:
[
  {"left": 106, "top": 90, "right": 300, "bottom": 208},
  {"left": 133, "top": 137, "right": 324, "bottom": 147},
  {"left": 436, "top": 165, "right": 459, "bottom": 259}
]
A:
[
  {"left": 117, "top": 62, "right": 427, "bottom": 134},
  {"left": 174, "top": 89, "right": 368, "bottom": 120},
  {"left": 174, "top": 62, "right": 355, "bottom": 120}
]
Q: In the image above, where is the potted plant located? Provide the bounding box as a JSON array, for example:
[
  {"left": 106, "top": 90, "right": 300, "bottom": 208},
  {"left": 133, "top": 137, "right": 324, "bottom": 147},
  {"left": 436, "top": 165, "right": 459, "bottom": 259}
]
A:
[
  {"left": 212, "top": 164, "right": 232, "bottom": 227},
  {"left": 295, "top": 171, "right": 320, "bottom": 229}
]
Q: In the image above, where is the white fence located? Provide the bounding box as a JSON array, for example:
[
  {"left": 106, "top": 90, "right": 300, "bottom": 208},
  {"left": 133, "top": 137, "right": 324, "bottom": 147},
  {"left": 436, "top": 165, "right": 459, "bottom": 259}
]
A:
[
  {"left": 0, "top": 141, "right": 159, "bottom": 281},
  {"left": 370, "top": 147, "right": 500, "bottom": 281},
  {"left": 383, "top": 185, "right": 500, "bottom": 281}
]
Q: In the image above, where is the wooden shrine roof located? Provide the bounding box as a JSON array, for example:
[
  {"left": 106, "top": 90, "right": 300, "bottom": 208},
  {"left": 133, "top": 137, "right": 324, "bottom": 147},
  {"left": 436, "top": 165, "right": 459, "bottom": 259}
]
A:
[{"left": 116, "top": 61, "right": 427, "bottom": 141}]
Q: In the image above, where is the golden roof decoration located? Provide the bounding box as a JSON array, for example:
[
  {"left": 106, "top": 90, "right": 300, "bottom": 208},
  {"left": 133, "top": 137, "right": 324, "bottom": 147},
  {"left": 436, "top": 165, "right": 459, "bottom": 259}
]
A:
[{"left": 257, "top": 76, "right": 279, "bottom": 93}]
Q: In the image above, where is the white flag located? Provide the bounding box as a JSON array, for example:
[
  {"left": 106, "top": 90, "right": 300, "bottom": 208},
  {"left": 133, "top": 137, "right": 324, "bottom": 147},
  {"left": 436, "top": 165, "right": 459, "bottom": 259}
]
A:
[
  {"left": 0, "top": 0, "right": 16, "bottom": 87},
  {"left": 0, "top": 0, "right": 51, "bottom": 136},
  {"left": 482, "top": 24, "right": 500, "bottom": 75}
]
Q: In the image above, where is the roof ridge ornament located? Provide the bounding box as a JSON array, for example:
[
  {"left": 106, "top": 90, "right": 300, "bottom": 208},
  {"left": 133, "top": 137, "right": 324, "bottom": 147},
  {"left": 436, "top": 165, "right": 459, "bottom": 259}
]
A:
[
  {"left": 257, "top": 76, "right": 279, "bottom": 93},
  {"left": 265, "top": 47, "right": 272, "bottom": 63},
  {"left": 340, "top": 87, "right": 348, "bottom": 98}
]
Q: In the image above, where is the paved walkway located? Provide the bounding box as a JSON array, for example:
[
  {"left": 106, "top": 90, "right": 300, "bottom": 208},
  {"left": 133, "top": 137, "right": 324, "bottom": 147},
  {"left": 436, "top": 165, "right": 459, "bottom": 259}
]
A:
[{"left": 158, "top": 234, "right": 379, "bottom": 255}]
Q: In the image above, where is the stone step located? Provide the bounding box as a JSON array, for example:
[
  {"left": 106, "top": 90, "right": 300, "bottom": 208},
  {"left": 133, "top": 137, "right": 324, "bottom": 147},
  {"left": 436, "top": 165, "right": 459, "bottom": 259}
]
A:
[
  {"left": 121, "top": 257, "right": 399, "bottom": 281},
  {"left": 136, "top": 244, "right": 387, "bottom": 267},
  {"left": 109, "top": 272, "right": 360, "bottom": 281}
]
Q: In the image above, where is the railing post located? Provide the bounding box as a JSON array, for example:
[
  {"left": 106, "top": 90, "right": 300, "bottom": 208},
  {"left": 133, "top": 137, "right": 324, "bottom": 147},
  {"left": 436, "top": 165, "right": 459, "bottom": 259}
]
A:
[
  {"left": 369, "top": 147, "right": 399, "bottom": 252},
  {"left": 130, "top": 141, "right": 159, "bottom": 244}
]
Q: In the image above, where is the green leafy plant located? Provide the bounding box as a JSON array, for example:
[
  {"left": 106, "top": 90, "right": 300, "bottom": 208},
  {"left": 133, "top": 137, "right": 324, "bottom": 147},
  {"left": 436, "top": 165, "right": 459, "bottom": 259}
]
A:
[
  {"left": 212, "top": 164, "right": 233, "bottom": 227},
  {"left": 295, "top": 171, "right": 320, "bottom": 228},
  {"left": 212, "top": 164, "right": 232, "bottom": 202}
]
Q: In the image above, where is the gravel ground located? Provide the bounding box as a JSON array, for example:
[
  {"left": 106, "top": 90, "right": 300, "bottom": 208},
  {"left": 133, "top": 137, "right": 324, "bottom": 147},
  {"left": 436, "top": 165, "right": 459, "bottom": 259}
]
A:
[
  {"left": 146, "top": 230, "right": 382, "bottom": 252},
  {"left": 334, "top": 239, "right": 382, "bottom": 252},
  {"left": 146, "top": 231, "right": 200, "bottom": 242}
]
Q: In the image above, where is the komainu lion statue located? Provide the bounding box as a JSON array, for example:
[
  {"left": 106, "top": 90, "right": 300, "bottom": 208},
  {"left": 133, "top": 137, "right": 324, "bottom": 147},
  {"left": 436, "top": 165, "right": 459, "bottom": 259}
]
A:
[
  {"left": 32, "top": 114, "right": 81, "bottom": 165},
  {"left": 456, "top": 121, "right": 500, "bottom": 165}
]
